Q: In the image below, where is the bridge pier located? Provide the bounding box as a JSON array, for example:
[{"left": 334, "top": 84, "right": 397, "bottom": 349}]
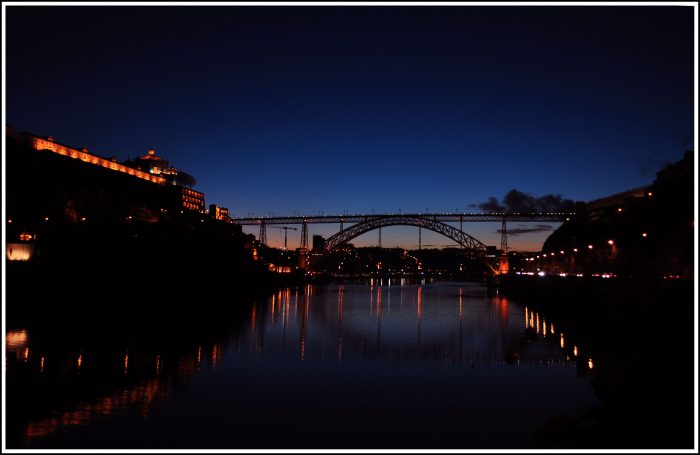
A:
[
  {"left": 499, "top": 218, "right": 509, "bottom": 274},
  {"left": 259, "top": 221, "right": 267, "bottom": 246},
  {"left": 300, "top": 221, "right": 308, "bottom": 251}
]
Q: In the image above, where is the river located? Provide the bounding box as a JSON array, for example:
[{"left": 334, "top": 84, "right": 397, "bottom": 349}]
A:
[{"left": 6, "top": 282, "right": 608, "bottom": 449}]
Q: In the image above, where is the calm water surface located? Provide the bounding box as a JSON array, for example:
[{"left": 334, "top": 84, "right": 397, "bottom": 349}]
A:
[{"left": 6, "top": 283, "right": 598, "bottom": 449}]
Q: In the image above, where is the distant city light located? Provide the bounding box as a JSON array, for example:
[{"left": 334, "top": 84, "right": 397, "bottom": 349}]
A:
[
  {"left": 642, "top": 232, "right": 648, "bottom": 237},
  {"left": 608, "top": 240, "right": 614, "bottom": 245},
  {"left": 588, "top": 245, "right": 593, "bottom": 249}
]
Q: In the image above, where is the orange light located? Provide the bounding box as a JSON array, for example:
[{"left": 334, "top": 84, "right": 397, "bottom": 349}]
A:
[
  {"left": 6, "top": 330, "right": 28, "bottom": 349},
  {"left": 647, "top": 192, "right": 653, "bottom": 197},
  {"left": 617, "top": 208, "right": 622, "bottom": 212},
  {"left": 588, "top": 358, "right": 594, "bottom": 369},
  {"left": 7, "top": 219, "right": 12, "bottom": 224},
  {"left": 44, "top": 217, "right": 49, "bottom": 221}
]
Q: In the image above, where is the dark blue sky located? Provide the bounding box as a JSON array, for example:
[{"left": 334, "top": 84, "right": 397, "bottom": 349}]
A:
[{"left": 5, "top": 5, "right": 695, "bottom": 250}]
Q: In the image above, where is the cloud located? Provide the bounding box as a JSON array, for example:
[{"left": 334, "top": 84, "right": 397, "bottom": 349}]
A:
[
  {"left": 496, "top": 224, "right": 555, "bottom": 236},
  {"left": 474, "top": 197, "right": 505, "bottom": 213},
  {"left": 473, "top": 189, "right": 576, "bottom": 214}
]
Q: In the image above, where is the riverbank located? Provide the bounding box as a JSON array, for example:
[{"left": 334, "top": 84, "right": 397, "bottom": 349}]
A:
[
  {"left": 5, "top": 253, "right": 307, "bottom": 336},
  {"left": 497, "top": 274, "right": 695, "bottom": 449}
]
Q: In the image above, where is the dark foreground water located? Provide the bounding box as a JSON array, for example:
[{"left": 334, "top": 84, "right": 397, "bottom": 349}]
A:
[{"left": 3, "top": 283, "right": 640, "bottom": 448}]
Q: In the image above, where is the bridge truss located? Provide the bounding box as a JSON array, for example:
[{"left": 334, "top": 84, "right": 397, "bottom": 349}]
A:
[{"left": 323, "top": 215, "right": 488, "bottom": 252}]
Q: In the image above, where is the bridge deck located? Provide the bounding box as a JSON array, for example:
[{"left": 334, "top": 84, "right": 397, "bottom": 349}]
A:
[{"left": 231, "top": 213, "right": 573, "bottom": 225}]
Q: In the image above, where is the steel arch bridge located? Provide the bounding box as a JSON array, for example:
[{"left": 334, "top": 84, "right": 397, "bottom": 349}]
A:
[
  {"left": 323, "top": 215, "right": 498, "bottom": 273},
  {"left": 324, "top": 215, "right": 485, "bottom": 251}
]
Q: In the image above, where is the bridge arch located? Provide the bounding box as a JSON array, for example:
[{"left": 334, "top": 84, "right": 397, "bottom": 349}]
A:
[{"left": 323, "top": 216, "right": 497, "bottom": 273}]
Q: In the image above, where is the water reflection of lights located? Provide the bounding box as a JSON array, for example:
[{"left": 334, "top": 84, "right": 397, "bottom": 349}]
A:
[
  {"left": 246, "top": 287, "right": 593, "bottom": 368},
  {"left": 524, "top": 308, "right": 594, "bottom": 372},
  {"left": 23, "top": 377, "right": 172, "bottom": 444},
  {"left": 8, "top": 329, "right": 232, "bottom": 446},
  {"left": 525, "top": 307, "right": 529, "bottom": 328},
  {"left": 212, "top": 345, "right": 220, "bottom": 368},
  {"left": 417, "top": 286, "right": 423, "bottom": 322}
]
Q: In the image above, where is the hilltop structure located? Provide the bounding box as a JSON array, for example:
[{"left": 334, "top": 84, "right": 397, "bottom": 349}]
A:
[{"left": 5, "top": 126, "right": 232, "bottom": 261}]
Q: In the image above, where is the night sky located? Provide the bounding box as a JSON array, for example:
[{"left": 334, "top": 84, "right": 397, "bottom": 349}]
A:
[{"left": 5, "top": 5, "right": 695, "bottom": 250}]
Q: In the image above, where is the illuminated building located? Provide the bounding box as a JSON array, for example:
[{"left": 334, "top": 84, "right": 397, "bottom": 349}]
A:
[
  {"left": 209, "top": 204, "right": 230, "bottom": 221},
  {"left": 125, "top": 148, "right": 198, "bottom": 188},
  {"left": 8, "top": 128, "right": 166, "bottom": 184},
  {"left": 129, "top": 148, "right": 169, "bottom": 175},
  {"left": 181, "top": 187, "right": 206, "bottom": 213},
  {"left": 6, "top": 243, "right": 35, "bottom": 261},
  {"left": 6, "top": 127, "right": 209, "bottom": 216},
  {"left": 268, "top": 264, "right": 292, "bottom": 273},
  {"left": 6, "top": 228, "right": 37, "bottom": 261}
]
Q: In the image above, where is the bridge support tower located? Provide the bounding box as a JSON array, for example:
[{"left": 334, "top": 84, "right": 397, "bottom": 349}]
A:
[
  {"left": 499, "top": 218, "right": 509, "bottom": 274},
  {"left": 300, "top": 221, "right": 309, "bottom": 252},
  {"left": 259, "top": 221, "right": 267, "bottom": 246}
]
